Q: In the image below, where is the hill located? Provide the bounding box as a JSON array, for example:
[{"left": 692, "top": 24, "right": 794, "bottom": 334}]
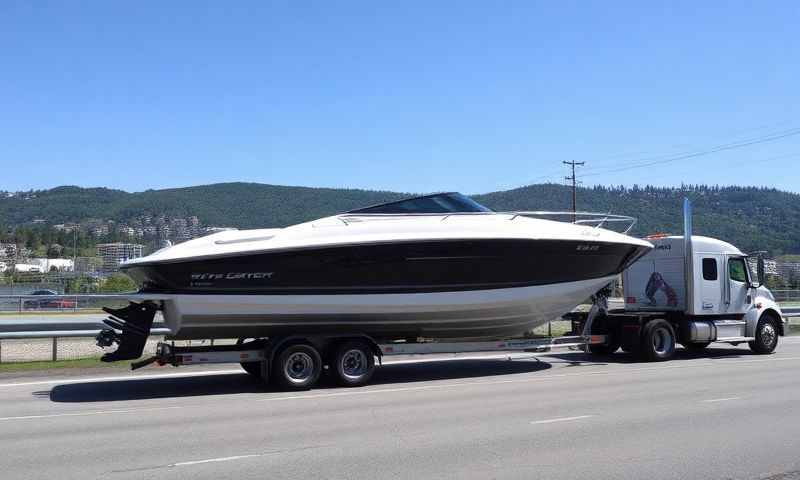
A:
[{"left": 1, "top": 183, "right": 799, "bottom": 255}]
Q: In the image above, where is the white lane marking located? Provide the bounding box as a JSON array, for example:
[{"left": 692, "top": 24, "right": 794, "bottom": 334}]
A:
[
  {"left": 530, "top": 415, "right": 594, "bottom": 425},
  {"left": 0, "top": 354, "right": 794, "bottom": 423},
  {"left": 0, "top": 355, "right": 532, "bottom": 388},
  {"left": 170, "top": 454, "right": 263, "bottom": 467},
  {"left": 702, "top": 397, "right": 741, "bottom": 403},
  {"left": 0, "top": 369, "right": 242, "bottom": 388},
  {"left": 258, "top": 355, "right": 800, "bottom": 403},
  {"left": 0, "top": 351, "right": 797, "bottom": 397},
  {"left": 381, "top": 353, "right": 537, "bottom": 365},
  {"left": 0, "top": 405, "right": 184, "bottom": 422}
]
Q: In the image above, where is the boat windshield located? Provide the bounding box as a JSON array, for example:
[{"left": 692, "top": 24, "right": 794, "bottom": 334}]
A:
[{"left": 347, "top": 192, "right": 493, "bottom": 214}]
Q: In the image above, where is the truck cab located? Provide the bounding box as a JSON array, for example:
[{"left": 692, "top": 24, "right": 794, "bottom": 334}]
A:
[
  {"left": 582, "top": 198, "right": 788, "bottom": 361},
  {"left": 622, "top": 235, "right": 785, "bottom": 348}
]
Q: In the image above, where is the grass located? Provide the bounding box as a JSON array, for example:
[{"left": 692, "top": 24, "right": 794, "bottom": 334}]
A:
[{"left": 0, "top": 357, "right": 131, "bottom": 373}]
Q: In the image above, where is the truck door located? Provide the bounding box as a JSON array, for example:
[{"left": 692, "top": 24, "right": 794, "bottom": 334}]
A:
[
  {"left": 724, "top": 256, "right": 750, "bottom": 315},
  {"left": 696, "top": 254, "right": 723, "bottom": 314}
]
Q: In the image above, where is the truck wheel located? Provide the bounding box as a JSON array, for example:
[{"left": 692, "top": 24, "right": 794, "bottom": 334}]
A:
[
  {"left": 683, "top": 342, "right": 710, "bottom": 353},
  {"left": 237, "top": 338, "right": 264, "bottom": 378},
  {"left": 274, "top": 343, "right": 322, "bottom": 390},
  {"left": 749, "top": 315, "right": 779, "bottom": 354},
  {"left": 640, "top": 320, "right": 676, "bottom": 361},
  {"left": 332, "top": 340, "right": 376, "bottom": 387}
]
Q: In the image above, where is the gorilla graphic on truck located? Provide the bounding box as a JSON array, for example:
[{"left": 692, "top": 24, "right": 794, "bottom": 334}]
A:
[{"left": 645, "top": 271, "right": 678, "bottom": 307}]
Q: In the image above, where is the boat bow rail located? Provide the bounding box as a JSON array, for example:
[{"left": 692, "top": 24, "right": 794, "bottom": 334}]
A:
[
  {"left": 506, "top": 211, "right": 638, "bottom": 234},
  {"left": 337, "top": 210, "right": 637, "bottom": 233}
]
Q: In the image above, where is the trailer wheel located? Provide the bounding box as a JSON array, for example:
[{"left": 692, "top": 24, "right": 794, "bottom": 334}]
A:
[
  {"left": 332, "top": 340, "right": 376, "bottom": 387},
  {"left": 237, "top": 338, "right": 263, "bottom": 378},
  {"left": 274, "top": 343, "right": 322, "bottom": 390},
  {"left": 683, "top": 342, "right": 710, "bottom": 353},
  {"left": 749, "top": 315, "right": 779, "bottom": 354},
  {"left": 640, "top": 320, "right": 676, "bottom": 361}
]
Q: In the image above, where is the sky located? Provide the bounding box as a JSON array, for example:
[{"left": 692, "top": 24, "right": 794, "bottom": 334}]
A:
[{"left": 1, "top": 1, "right": 799, "bottom": 195}]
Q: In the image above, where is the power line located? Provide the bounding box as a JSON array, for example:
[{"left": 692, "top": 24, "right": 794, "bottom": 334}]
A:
[
  {"left": 522, "top": 125, "right": 800, "bottom": 187},
  {"left": 563, "top": 160, "right": 584, "bottom": 222},
  {"left": 579, "top": 127, "right": 800, "bottom": 179}
]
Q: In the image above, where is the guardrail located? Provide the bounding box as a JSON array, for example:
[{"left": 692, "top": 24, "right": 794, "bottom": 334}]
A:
[
  {"left": 0, "top": 328, "right": 173, "bottom": 363},
  {"left": 771, "top": 290, "right": 800, "bottom": 303}
]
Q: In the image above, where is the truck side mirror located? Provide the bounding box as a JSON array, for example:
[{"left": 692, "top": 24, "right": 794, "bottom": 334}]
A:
[
  {"left": 756, "top": 257, "right": 765, "bottom": 286},
  {"left": 750, "top": 257, "right": 765, "bottom": 288}
]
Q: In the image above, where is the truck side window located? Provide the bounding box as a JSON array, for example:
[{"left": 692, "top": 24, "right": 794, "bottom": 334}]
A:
[
  {"left": 728, "top": 258, "right": 747, "bottom": 283},
  {"left": 702, "top": 258, "right": 717, "bottom": 281}
]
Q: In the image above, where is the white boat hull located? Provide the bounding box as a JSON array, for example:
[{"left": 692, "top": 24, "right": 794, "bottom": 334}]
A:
[{"left": 160, "top": 275, "right": 616, "bottom": 340}]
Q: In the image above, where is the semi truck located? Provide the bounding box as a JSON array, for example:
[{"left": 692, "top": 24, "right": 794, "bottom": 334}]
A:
[{"left": 578, "top": 199, "right": 787, "bottom": 361}]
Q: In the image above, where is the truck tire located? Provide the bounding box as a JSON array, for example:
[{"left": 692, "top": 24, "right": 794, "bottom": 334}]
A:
[
  {"left": 332, "top": 340, "right": 376, "bottom": 387},
  {"left": 274, "top": 343, "right": 323, "bottom": 390},
  {"left": 683, "top": 342, "right": 710, "bottom": 353},
  {"left": 749, "top": 315, "right": 779, "bottom": 354},
  {"left": 237, "top": 338, "right": 263, "bottom": 378},
  {"left": 640, "top": 319, "right": 676, "bottom": 361}
]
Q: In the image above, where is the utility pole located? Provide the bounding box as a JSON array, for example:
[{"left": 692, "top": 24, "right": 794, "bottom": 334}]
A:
[{"left": 563, "top": 160, "right": 584, "bottom": 223}]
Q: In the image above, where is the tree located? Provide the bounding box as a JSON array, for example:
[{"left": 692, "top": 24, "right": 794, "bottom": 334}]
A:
[{"left": 99, "top": 273, "right": 138, "bottom": 293}]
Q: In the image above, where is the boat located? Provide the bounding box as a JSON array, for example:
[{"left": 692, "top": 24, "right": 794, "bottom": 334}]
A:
[{"left": 99, "top": 192, "right": 652, "bottom": 361}]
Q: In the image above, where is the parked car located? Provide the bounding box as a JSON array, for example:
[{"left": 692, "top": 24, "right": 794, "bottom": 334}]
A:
[{"left": 24, "top": 290, "right": 77, "bottom": 309}]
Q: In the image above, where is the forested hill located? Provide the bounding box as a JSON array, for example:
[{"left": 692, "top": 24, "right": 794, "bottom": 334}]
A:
[
  {"left": 1, "top": 183, "right": 798, "bottom": 255},
  {"left": 476, "top": 185, "right": 800, "bottom": 255}
]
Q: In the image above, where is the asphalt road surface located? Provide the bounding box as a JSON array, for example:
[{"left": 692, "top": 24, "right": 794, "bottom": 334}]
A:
[{"left": 2, "top": 339, "right": 800, "bottom": 480}]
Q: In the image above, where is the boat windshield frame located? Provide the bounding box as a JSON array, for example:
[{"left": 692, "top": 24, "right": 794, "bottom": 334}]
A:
[
  {"left": 339, "top": 209, "right": 637, "bottom": 234},
  {"left": 340, "top": 192, "right": 638, "bottom": 233},
  {"left": 345, "top": 192, "right": 493, "bottom": 215}
]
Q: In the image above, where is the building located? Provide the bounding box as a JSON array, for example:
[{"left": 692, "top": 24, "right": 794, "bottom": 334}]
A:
[
  {"left": 75, "top": 256, "right": 103, "bottom": 274},
  {"left": 30, "top": 258, "right": 74, "bottom": 272},
  {"left": 0, "top": 243, "right": 17, "bottom": 259},
  {"left": 96, "top": 243, "right": 144, "bottom": 273},
  {"left": 12, "top": 263, "right": 42, "bottom": 273}
]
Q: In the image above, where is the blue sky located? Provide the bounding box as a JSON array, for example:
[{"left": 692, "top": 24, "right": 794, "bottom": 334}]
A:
[{"left": 2, "top": 1, "right": 798, "bottom": 194}]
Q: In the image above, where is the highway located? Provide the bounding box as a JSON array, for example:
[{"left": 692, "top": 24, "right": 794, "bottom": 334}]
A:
[{"left": 1, "top": 339, "right": 800, "bottom": 480}]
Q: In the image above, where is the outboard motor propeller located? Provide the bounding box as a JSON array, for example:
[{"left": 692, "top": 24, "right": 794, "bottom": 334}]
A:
[{"left": 95, "top": 301, "right": 159, "bottom": 362}]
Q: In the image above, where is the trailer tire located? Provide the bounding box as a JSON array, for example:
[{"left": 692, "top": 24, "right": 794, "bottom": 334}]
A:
[
  {"left": 274, "top": 343, "right": 322, "bottom": 390},
  {"left": 332, "top": 340, "right": 376, "bottom": 387},
  {"left": 683, "top": 342, "right": 710, "bottom": 353},
  {"left": 640, "top": 320, "right": 676, "bottom": 361},
  {"left": 749, "top": 315, "right": 779, "bottom": 354}
]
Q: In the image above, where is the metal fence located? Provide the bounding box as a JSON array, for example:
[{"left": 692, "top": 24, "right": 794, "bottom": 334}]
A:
[
  {"left": 772, "top": 290, "right": 800, "bottom": 304},
  {"left": 0, "top": 294, "right": 131, "bottom": 313}
]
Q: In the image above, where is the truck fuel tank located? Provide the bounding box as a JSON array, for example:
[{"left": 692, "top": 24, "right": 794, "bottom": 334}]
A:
[{"left": 687, "top": 320, "right": 716, "bottom": 343}]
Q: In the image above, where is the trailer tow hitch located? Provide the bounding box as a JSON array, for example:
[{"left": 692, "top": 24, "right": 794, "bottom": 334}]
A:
[{"left": 95, "top": 301, "right": 158, "bottom": 362}]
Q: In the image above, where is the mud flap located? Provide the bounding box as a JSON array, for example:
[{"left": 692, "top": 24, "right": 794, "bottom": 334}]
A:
[{"left": 96, "top": 302, "right": 158, "bottom": 362}]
